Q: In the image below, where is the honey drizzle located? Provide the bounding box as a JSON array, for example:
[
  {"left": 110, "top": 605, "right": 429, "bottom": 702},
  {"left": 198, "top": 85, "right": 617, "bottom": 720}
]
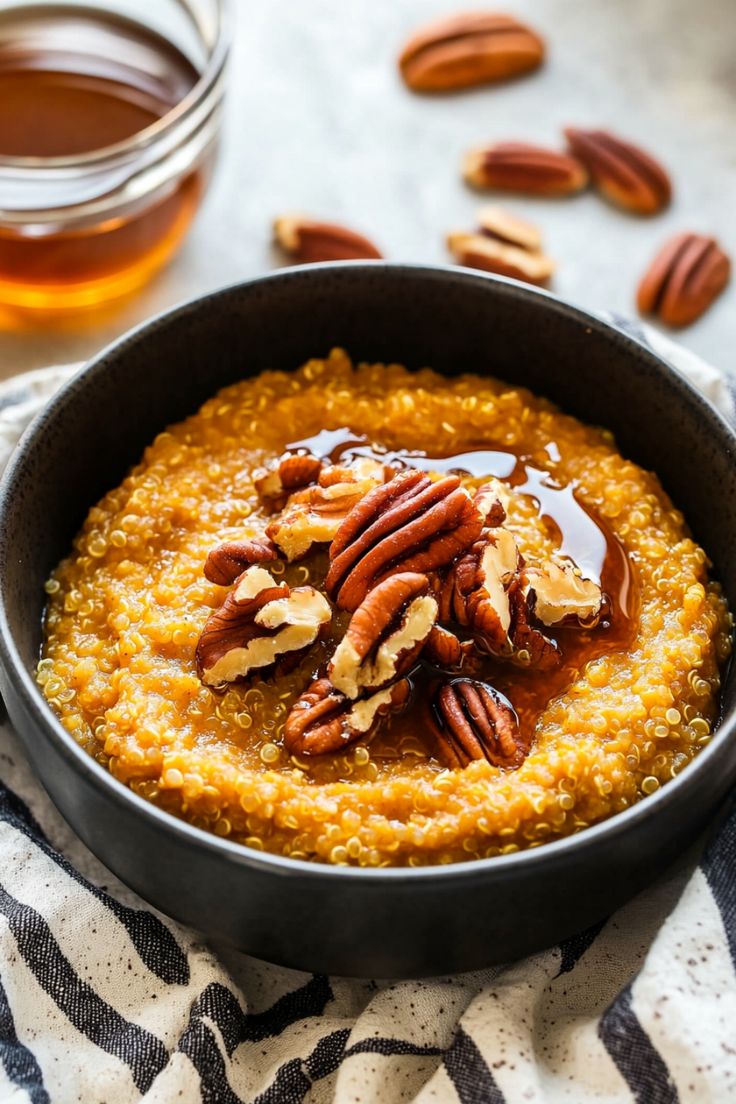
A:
[{"left": 287, "top": 426, "right": 639, "bottom": 759}]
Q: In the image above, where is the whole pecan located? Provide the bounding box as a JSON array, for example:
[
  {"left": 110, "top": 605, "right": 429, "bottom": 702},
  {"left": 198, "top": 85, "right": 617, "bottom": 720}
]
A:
[
  {"left": 284, "top": 677, "right": 410, "bottom": 756},
  {"left": 398, "top": 12, "right": 545, "bottom": 92},
  {"left": 463, "top": 142, "right": 588, "bottom": 196},
  {"left": 429, "top": 678, "right": 525, "bottom": 769},
  {"left": 329, "top": 572, "right": 437, "bottom": 698},
  {"left": 564, "top": 128, "right": 671, "bottom": 215},
  {"left": 274, "top": 215, "right": 382, "bottom": 263},
  {"left": 636, "top": 232, "right": 731, "bottom": 327},
  {"left": 196, "top": 566, "right": 331, "bottom": 686},
  {"left": 448, "top": 230, "right": 555, "bottom": 286},
  {"left": 254, "top": 452, "right": 324, "bottom": 509},
  {"left": 204, "top": 536, "right": 278, "bottom": 586},
  {"left": 325, "top": 470, "right": 485, "bottom": 611}
]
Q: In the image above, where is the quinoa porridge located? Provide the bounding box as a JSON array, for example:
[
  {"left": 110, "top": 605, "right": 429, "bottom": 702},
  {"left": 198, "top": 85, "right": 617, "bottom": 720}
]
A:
[{"left": 38, "top": 349, "right": 732, "bottom": 866}]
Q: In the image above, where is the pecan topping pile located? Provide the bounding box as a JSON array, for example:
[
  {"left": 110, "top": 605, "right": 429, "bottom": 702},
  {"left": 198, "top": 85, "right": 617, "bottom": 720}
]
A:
[{"left": 195, "top": 447, "right": 607, "bottom": 770}]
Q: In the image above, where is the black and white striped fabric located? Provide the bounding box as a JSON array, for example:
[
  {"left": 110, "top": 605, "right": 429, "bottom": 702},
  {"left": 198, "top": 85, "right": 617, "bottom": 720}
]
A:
[{"left": 1, "top": 324, "right": 734, "bottom": 1103}]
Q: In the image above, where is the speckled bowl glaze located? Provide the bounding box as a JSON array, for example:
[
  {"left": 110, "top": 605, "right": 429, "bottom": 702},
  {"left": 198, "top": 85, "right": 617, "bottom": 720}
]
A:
[{"left": 0, "top": 264, "right": 734, "bottom": 978}]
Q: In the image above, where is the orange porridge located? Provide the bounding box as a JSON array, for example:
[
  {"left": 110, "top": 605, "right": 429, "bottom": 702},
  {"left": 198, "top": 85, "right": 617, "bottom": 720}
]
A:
[{"left": 38, "top": 349, "right": 732, "bottom": 866}]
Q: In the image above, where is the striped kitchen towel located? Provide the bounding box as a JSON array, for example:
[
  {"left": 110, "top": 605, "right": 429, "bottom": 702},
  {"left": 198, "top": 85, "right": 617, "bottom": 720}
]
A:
[{"left": 0, "top": 322, "right": 734, "bottom": 1104}]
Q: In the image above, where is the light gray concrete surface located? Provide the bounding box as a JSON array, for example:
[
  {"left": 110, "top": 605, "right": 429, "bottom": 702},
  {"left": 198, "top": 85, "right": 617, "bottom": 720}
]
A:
[{"left": 0, "top": 0, "right": 734, "bottom": 379}]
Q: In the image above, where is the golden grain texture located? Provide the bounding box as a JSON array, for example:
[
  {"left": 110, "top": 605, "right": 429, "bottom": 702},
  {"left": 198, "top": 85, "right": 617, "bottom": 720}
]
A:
[{"left": 38, "top": 350, "right": 732, "bottom": 866}]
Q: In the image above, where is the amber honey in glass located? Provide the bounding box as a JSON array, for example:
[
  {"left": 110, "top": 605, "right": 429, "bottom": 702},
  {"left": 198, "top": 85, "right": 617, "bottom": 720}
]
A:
[{"left": 0, "top": 2, "right": 228, "bottom": 311}]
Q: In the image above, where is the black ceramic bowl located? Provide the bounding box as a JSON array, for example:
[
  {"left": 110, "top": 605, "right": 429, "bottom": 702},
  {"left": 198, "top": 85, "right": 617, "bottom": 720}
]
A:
[{"left": 1, "top": 264, "right": 735, "bottom": 979}]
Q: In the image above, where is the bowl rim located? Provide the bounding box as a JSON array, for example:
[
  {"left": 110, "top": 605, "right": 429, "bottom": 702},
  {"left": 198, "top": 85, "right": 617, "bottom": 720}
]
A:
[{"left": 1, "top": 260, "right": 734, "bottom": 885}]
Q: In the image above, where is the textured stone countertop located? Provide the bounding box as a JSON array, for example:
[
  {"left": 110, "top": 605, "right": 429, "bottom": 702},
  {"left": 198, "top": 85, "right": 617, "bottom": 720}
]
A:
[{"left": 0, "top": 0, "right": 734, "bottom": 380}]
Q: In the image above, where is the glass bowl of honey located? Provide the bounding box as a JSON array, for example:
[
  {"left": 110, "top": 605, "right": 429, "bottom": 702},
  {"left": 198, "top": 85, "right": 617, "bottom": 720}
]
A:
[{"left": 0, "top": 0, "right": 229, "bottom": 312}]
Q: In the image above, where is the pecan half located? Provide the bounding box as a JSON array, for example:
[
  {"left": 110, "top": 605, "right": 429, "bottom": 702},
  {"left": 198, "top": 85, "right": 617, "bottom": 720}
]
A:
[
  {"left": 477, "top": 205, "right": 543, "bottom": 252},
  {"left": 429, "top": 565, "right": 468, "bottom": 625},
  {"left": 636, "top": 232, "right": 731, "bottom": 327},
  {"left": 325, "top": 470, "right": 485, "bottom": 611},
  {"left": 473, "top": 479, "right": 510, "bottom": 526},
  {"left": 267, "top": 457, "right": 389, "bottom": 560},
  {"left": 429, "top": 679, "right": 525, "bottom": 768},
  {"left": 398, "top": 12, "right": 545, "bottom": 92},
  {"left": 523, "top": 560, "right": 603, "bottom": 627},
  {"left": 506, "top": 577, "right": 560, "bottom": 670},
  {"left": 274, "top": 215, "right": 382, "bottom": 262},
  {"left": 448, "top": 231, "right": 555, "bottom": 286},
  {"left": 444, "top": 532, "right": 561, "bottom": 670},
  {"left": 284, "top": 677, "right": 410, "bottom": 755},
  {"left": 203, "top": 536, "right": 278, "bottom": 586},
  {"left": 455, "top": 529, "right": 520, "bottom": 652},
  {"left": 329, "top": 572, "right": 437, "bottom": 698},
  {"left": 564, "top": 128, "right": 671, "bottom": 215},
  {"left": 196, "top": 566, "right": 331, "bottom": 686},
  {"left": 463, "top": 142, "right": 588, "bottom": 196},
  {"left": 254, "top": 453, "right": 324, "bottom": 509},
  {"left": 424, "top": 625, "right": 482, "bottom": 673}
]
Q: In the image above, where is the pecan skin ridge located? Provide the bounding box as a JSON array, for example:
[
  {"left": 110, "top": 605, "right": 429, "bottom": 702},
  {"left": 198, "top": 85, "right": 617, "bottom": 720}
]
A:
[
  {"left": 564, "top": 127, "right": 671, "bottom": 215},
  {"left": 424, "top": 625, "right": 482, "bottom": 673},
  {"left": 463, "top": 142, "right": 588, "bottom": 197},
  {"left": 284, "top": 677, "right": 411, "bottom": 756},
  {"left": 398, "top": 12, "right": 545, "bottom": 92},
  {"left": 430, "top": 678, "right": 525, "bottom": 769},
  {"left": 274, "top": 215, "right": 382, "bottom": 263},
  {"left": 326, "top": 470, "right": 484, "bottom": 610},
  {"left": 204, "top": 536, "right": 278, "bottom": 586},
  {"left": 637, "top": 232, "right": 730, "bottom": 327}
]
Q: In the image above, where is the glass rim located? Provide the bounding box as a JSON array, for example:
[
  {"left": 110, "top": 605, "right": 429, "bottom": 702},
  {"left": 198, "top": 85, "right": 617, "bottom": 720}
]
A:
[{"left": 0, "top": 0, "right": 231, "bottom": 171}]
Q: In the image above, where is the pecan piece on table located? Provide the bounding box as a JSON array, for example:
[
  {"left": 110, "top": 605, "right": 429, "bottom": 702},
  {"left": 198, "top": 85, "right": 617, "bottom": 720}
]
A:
[
  {"left": 203, "top": 536, "right": 278, "bottom": 586},
  {"left": 477, "top": 205, "right": 543, "bottom": 253},
  {"left": 254, "top": 453, "right": 325, "bottom": 509},
  {"left": 196, "top": 566, "right": 331, "bottom": 686},
  {"left": 325, "top": 469, "right": 485, "bottom": 611},
  {"left": 447, "top": 230, "right": 556, "bottom": 286},
  {"left": 267, "top": 457, "right": 390, "bottom": 560},
  {"left": 274, "top": 215, "right": 383, "bottom": 262},
  {"left": 463, "top": 142, "right": 588, "bottom": 197},
  {"left": 429, "top": 678, "right": 525, "bottom": 769},
  {"left": 329, "top": 572, "right": 437, "bottom": 699},
  {"left": 284, "top": 677, "right": 410, "bottom": 756},
  {"left": 636, "top": 232, "right": 731, "bottom": 328},
  {"left": 398, "top": 12, "right": 545, "bottom": 93},
  {"left": 564, "top": 128, "right": 671, "bottom": 215}
]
